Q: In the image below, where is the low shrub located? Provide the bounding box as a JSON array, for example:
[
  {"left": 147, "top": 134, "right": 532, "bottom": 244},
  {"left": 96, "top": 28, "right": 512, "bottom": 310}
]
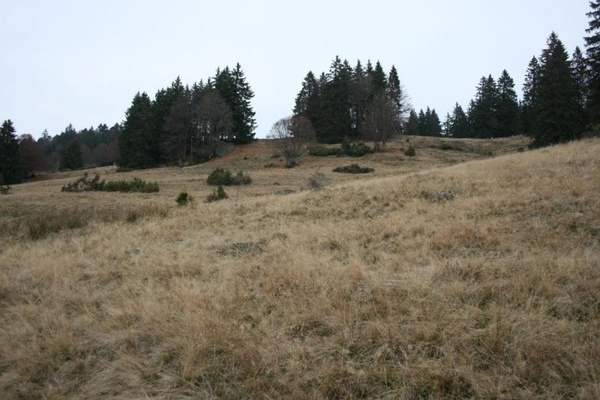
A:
[
  {"left": 62, "top": 173, "right": 159, "bottom": 193},
  {"left": 308, "top": 146, "right": 341, "bottom": 157},
  {"left": 176, "top": 192, "right": 191, "bottom": 206},
  {"left": 206, "top": 185, "right": 228, "bottom": 202},
  {"left": 333, "top": 164, "right": 374, "bottom": 174},
  {"left": 61, "top": 173, "right": 105, "bottom": 192},
  {"left": 405, "top": 145, "right": 416, "bottom": 157},
  {"left": 0, "top": 185, "right": 10, "bottom": 195},
  {"left": 207, "top": 168, "right": 251, "bottom": 186},
  {"left": 103, "top": 177, "right": 159, "bottom": 193},
  {"left": 232, "top": 170, "right": 252, "bottom": 185},
  {"left": 342, "top": 139, "right": 373, "bottom": 157}
]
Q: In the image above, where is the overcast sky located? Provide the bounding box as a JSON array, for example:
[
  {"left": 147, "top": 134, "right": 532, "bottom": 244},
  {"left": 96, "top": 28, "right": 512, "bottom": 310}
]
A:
[{"left": 1, "top": 0, "right": 590, "bottom": 139}]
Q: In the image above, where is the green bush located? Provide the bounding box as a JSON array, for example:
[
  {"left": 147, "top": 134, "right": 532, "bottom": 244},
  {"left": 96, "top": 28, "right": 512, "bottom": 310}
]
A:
[
  {"left": 103, "top": 177, "right": 159, "bottom": 193},
  {"left": 62, "top": 173, "right": 159, "bottom": 193},
  {"left": 342, "top": 138, "right": 373, "bottom": 157},
  {"left": 232, "top": 170, "right": 252, "bottom": 185},
  {"left": 308, "top": 146, "right": 341, "bottom": 157},
  {"left": 207, "top": 168, "right": 251, "bottom": 186},
  {"left": 206, "top": 185, "right": 228, "bottom": 202},
  {"left": 207, "top": 167, "right": 232, "bottom": 185},
  {"left": 405, "top": 145, "right": 416, "bottom": 157},
  {"left": 176, "top": 192, "right": 191, "bottom": 206},
  {"left": 61, "top": 173, "right": 105, "bottom": 192},
  {"left": 333, "top": 164, "right": 374, "bottom": 174}
]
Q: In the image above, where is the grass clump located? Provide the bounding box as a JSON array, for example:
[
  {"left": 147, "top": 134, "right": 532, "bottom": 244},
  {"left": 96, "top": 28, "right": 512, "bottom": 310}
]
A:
[
  {"left": 207, "top": 168, "right": 252, "bottom": 186},
  {"left": 26, "top": 212, "right": 88, "bottom": 240},
  {"left": 333, "top": 164, "right": 374, "bottom": 174},
  {"left": 62, "top": 173, "right": 159, "bottom": 193},
  {"left": 206, "top": 185, "right": 228, "bottom": 202},
  {"left": 308, "top": 172, "right": 327, "bottom": 189}
]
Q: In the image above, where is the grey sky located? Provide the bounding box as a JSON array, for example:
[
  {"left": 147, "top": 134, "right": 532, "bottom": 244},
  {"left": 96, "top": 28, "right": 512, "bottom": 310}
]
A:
[{"left": 1, "top": 1, "right": 589, "bottom": 139}]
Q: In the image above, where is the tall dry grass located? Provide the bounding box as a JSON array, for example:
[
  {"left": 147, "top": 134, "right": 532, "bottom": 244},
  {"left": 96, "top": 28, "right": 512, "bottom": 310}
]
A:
[{"left": 0, "top": 137, "right": 598, "bottom": 399}]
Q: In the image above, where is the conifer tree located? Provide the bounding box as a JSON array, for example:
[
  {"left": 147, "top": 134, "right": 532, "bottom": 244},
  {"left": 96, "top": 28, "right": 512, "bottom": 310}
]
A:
[
  {"left": 522, "top": 56, "right": 541, "bottom": 137},
  {"left": 387, "top": 65, "right": 408, "bottom": 124},
  {"left": 318, "top": 56, "right": 353, "bottom": 143},
  {"left": 496, "top": 70, "right": 520, "bottom": 137},
  {"left": 294, "top": 71, "right": 321, "bottom": 132},
  {"left": 0, "top": 120, "right": 23, "bottom": 184},
  {"left": 214, "top": 64, "right": 256, "bottom": 144},
  {"left": 531, "top": 32, "right": 582, "bottom": 147},
  {"left": 153, "top": 77, "right": 186, "bottom": 162},
  {"left": 60, "top": 139, "right": 83, "bottom": 170},
  {"left": 405, "top": 109, "right": 420, "bottom": 135},
  {"left": 469, "top": 75, "right": 499, "bottom": 138},
  {"left": 371, "top": 61, "right": 387, "bottom": 95},
  {"left": 445, "top": 103, "right": 471, "bottom": 137},
  {"left": 119, "top": 92, "right": 156, "bottom": 168},
  {"left": 585, "top": 0, "right": 600, "bottom": 124},
  {"left": 572, "top": 46, "right": 589, "bottom": 124}
]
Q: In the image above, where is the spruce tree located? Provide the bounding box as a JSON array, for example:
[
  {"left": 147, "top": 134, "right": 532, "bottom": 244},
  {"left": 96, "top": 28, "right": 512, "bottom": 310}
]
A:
[
  {"left": 572, "top": 46, "right": 589, "bottom": 124},
  {"left": 293, "top": 71, "right": 321, "bottom": 133},
  {"left": 469, "top": 75, "right": 499, "bottom": 138},
  {"left": 387, "top": 65, "right": 407, "bottom": 124},
  {"left": 231, "top": 63, "right": 256, "bottom": 143},
  {"left": 585, "top": 0, "right": 600, "bottom": 124},
  {"left": 371, "top": 61, "right": 387, "bottom": 95},
  {"left": 405, "top": 109, "right": 420, "bottom": 135},
  {"left": 0, "top": 120, "right": 23, "bottom": 184},
  {"left": 60, "top": 139, "right": 83, "bottom": 170},
  {"left": 446, "top": 103, "right": 471, "bottom": 137},
  {"left": 318, "top": 57, "right": 353, "bottom": 143},
  {"left": 522, "top": 57, "right": 541, "bottom": 137},
  {"left": 119, "top": 92, "right": 156, "bottom": 168},
  {"left": 153, "top": 77, "right": 186, "bottom": 163},
  {"left": 214, "top": 64, "right": 256, "bottom": 144},
  {"left": 531, "top": 32, "right": 582, "bottom": 147},
  {"left": 496, "top": 70, "right": 520, "bottom": 137}
]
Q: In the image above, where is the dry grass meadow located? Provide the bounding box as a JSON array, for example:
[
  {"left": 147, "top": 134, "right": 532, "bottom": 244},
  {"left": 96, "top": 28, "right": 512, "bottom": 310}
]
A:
[{"left": 0, "top": 135, "right": 599, "bottom": 399}]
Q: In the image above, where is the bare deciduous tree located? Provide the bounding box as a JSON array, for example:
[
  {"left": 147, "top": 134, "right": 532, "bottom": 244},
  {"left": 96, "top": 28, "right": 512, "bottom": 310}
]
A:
[
  {"left": 269, "top": 115, "right": 316, "bottom": 167},
  {"left": 363, "top": 93, "right": 400, "bottom": 151}
]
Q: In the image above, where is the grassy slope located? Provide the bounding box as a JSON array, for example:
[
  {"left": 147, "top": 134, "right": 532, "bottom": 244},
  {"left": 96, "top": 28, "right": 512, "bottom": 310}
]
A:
[{"left": 0, "top": 137, "right": 599, "bottom": 399}]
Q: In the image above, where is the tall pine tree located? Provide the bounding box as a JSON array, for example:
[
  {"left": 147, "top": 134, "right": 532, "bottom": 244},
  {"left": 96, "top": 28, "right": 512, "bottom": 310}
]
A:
[
  {"left": 468, "top": 75, "right": 499, "bottom": 138},
  {"left": 0, "top": 120, "right": 23, "bottom": 184},
  {"left": 585, "top": 0, "right": 600, "bottom": 124},
  {"left": 496, "top": 70, "right": 520, "bottom": 137},
  {"left": 572, "top": 46, "right": 589, "bottom": 125},
  {"left": 214, "top": 64, "right": 256, "bottom": 144},
  {"left": 521, "top": 56, "right": 541, "bottom": 137},
  {"left": 530, "top": 32, "right": 582, "bottom": 147},
  {"left": 119, "top": 92, "right": 156, "bottom": 168}
]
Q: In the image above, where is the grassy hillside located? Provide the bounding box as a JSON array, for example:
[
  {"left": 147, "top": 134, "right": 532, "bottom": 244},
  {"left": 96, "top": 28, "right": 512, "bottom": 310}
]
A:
[{"left": 0, "top": 136, "right": 598, "bottom": 399}]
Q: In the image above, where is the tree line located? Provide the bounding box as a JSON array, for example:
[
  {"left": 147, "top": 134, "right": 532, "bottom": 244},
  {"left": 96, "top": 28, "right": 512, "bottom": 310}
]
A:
[
  {"left": 293, "top": 57, "right": 409, "bottom": 148},
  {"left": 4, "top": 3, "right": 600, "bottom": 184},
  {"left": 119, "top": 64, "right": 256, "bottom": 169}
]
